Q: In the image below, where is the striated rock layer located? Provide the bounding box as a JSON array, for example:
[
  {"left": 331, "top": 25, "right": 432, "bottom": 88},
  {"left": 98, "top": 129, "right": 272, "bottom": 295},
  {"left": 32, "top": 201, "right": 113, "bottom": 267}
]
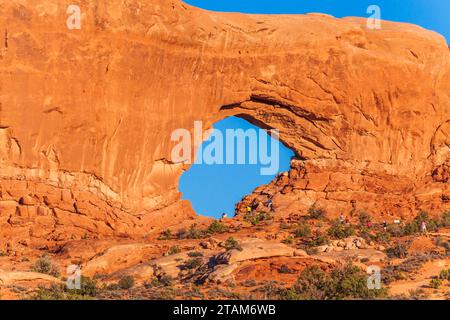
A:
[{"left": 0, "top": 0, "right": 449, "bottom": 244}]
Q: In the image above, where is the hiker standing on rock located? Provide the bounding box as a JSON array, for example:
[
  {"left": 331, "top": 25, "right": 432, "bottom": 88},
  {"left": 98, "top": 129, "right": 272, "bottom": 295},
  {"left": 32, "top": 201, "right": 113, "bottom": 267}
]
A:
[
  {"left": 382, "top": 220, "right": 387, "bottom": 232},
  {"left": 267, "top": 199, "right": 273, "bottom": 212},
  {"left": 421, "top": 221, "right": 428, "bottom": 234},
  {"left": 339, "top": 213, "right": 345, "bottom": 224}
]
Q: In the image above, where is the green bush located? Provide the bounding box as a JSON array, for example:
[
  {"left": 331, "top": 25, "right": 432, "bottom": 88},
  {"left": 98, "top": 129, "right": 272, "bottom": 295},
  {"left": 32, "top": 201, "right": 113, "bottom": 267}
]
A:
[
  {"left": 386, "top": 224, "right": 403, "bottom": 237},
  {"left": 282, "top": 236, "right": 294, "bottom": 245},
  {"left": 31, "top": 276, "right": 98, "bottom": 300},
  {"left": 31, "top": 284, "right": 94, "bottom": 300},
  {"left": 118, "top": 275, "right": 135, "bottom": 290},
  {"left": 433, "top": 235, "right": 450, "bottom": 253},
  {"left": 429, "top": 278, "right": 442, "bottom": 289},
  {"left": 280, "top": 223, "right": 294, "bottom": 230},
  {"left": 279, "top": 265, "right": 295, "bottom": 274},
  {"left": 187, "top": 251, "right": 203, "bottom": 258},
  {"left": 31, "top": 255, "right": 60, "bottom": 278},
  {"left": 327, "top": 220, "right": 355, "bottom": 239},
  {"left": 441, "top": 211, "right": 450, "bottom": 227},
  {"left": 244, "top": 212, "right": 272, "bottom": 225},
  {"left": 308, "top": 205, "right": 326, "bottom": 220},
  {"left": 401, "top": 211, "right": 439, "bottom": 236},
  {"left": 157, "top": 229, "right": 172, "bottom": 240},
  {"left": 167, "top": 246, "right": 181, "bottom": 255},
  {"left": 358, "top": 211, "right": 372, "bottom": 226},
  {"left": 293, "top": 222, "right": 311, "bottom": 238},
  {"left": 307, "top": 234, "right": 329, "bottom": 247},
  {"left": 224, "top": 237, "right": 242, "bottom": 251},
  {"left": 279, "top": 264, "right": 387, "bottom": 300},
  {"left": 438, "top": 269, "right": 450, "bottom": 281},
  {"left": 381, "top": 254, "right": 434, "bottom": 285},
  {"left": 373, "top": 231, "right": 391, "bottom": 244},
  {"left": 385, "top": 242, "right": 408, "bottom": 259},
  {"left": 149, "top": 275, "right": 173, "bottom": 288},
  {"left": 206, "top": 220, "right": 229, "bottom": 234},
  {"left": 181, "top": 257, "right": 203, "bottom": 270},
  {"left": 186, "top": 223, "right": 209, "bottom": 239},
  {"left": 68, "top": 276, "right": 98, "bottom": 296}
]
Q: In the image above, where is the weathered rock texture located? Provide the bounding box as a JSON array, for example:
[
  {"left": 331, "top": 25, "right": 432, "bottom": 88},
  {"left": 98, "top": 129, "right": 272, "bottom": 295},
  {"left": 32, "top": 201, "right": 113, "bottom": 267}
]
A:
[{"left": 0, "top": 0, "right": 449, "bottom": 243}]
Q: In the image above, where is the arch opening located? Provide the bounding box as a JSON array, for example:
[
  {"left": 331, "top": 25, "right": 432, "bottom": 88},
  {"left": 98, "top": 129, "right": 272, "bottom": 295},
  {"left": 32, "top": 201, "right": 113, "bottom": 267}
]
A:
[{"left": 178, "top": 116, "right": 295, "bottom": 219}]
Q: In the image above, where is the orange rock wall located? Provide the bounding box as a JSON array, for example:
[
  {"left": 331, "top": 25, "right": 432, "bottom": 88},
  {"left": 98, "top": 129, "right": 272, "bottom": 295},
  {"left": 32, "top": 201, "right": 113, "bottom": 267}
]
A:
[{"left": 0, "top": 0, "right": 449, "bottom": 241}]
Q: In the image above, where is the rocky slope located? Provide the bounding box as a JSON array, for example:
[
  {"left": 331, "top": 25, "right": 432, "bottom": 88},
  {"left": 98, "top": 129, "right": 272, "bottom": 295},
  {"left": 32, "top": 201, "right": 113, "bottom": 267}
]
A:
[
  {"left": 0, "top": 0, "right": 449, "bottom": 247},
  {"left": 0, "top": 214, "right": 449, "bottom": 300}
]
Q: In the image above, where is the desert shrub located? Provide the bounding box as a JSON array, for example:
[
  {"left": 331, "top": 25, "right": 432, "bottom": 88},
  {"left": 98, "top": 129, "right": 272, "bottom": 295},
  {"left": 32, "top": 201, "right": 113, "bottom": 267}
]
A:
[
  {"left": 406, "top": 289, "right": 429, "bottom": 300},
  {"left": 392, "top": 289, "right": 430, "bottom": 300},
  {"left": 31, "top": 276, "right": 98, "bottom": 300},
  {"left": 224, "top": 237, "right": 242, "bottom": 251},
  {"left": 257, "top": 281, "right": 283, "bottom": 299},
  {"left": 385, "top": 242, "right": 408, "bottom": 259},
  {"left": 278, "top": 265, "right": 295, "bottom": 274},
  {"left": 206, "top": 220, "right": 229, "bottom": 234},
  {"left": 327, "top": 220, "right": 355, "bottom": 239},
  {"left": 280, "top": 223, "right": 294, "bottom": 230},
  {"left": 148, "top": 275, "right": 173, "bottom": 288},
  {"left": 167, "top": 246, "right": 181, "bottom": 255},
  {"left": 181, "top": 257, "right": 203, "bottom": 270},
  {"left": 307, "top": 234, "right": 329, "bottom": 247},
  {"left": 401, "top": 222, "right": 419, "bottom": 236},
  {"left": 187, "top": 251, "right": 203, "bottom": 258},
  {"left": 438, "top": 269, "right": 450, "bottom": 281},
  {"left": 382, "top": 254, "right": 434, "bottom": 285},
  {"left": 434, "top": 236, "right": 450, "bottom": 253},
  {"left": 401, "top": 211, "right": 439, "bottom": 236},
  {"left": 244, "top": 212, "right": 272, "bottom": 225},
  {"left": 385, "top": 224, "right": 403, "bottom": 237},
  {"left": 279, "top": 264, "right": 387, "bottom": 300},
  {"left": 441, "top": 211, "right": 450, "bottom": 227},
  {"left": 186, "top": 223, "right": 208, "bottom": 239},
  {"left": 429, "top": 278, "right": 442, "bottom": 289},
  {"left": 241, "top": 279, "right": 258, "bottom": 287},
  {"left": 157, "top": 229, "right": 172, "bottom": 240},
  {"left": 373, "top": 231, "right": 391, "bottom": 244},
  {"left": 118, "top": 275, "right": 135, "bottom": 290},
  {"left": 293, "top": 222, "right": 311, "bottom": 238},
  {"left": 308, "top": 205, "right": 326, "bottom": 220},
  {"left": 30, "top": 284, "right": 94, "bottom": 300},
  {"left": 358, "top": 211, "right": 372, "bottom": 226},
  {"left": 69, "top": 276, "right": 98, "bottom": 296},
  {"left": 282, "top": 236, "right": 294, "bottom": 245},
  {"left": 32, "top": 255, "right": 60, "bottom": 278}
]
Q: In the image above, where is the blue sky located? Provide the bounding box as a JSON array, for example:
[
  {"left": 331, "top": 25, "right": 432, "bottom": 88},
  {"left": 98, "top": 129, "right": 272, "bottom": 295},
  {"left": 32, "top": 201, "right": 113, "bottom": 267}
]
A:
[
  {"left": 179, "top": 117, "right": 294, "bottom": 218},
  {"left": 184, "top": 0, "right": 450, "bottom": 42},
  {"left": 179, "top": 1, "right": 449, "bottom": 219}
]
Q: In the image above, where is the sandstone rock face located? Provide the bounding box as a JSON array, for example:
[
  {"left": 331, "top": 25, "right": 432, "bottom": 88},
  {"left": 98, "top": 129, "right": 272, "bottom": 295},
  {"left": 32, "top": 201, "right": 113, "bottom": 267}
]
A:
[
  {"left": 82, "top": 243, "right": 155, "bottom": 276},
  {"left": 215, "top": 240, "right": 294, "bottom": 264},
  {"left": 0, "top": 0, "right": 449, "bottom": 242},
  {"left": 0, "top": 270, "right": 61, "bottom": 286}
]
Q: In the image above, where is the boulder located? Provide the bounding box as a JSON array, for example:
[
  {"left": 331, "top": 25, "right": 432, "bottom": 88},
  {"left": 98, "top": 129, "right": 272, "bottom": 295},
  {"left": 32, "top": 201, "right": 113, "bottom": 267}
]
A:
[
  {"left": 82, "top": 244, "right": 155, "bottom": 276},
  {"left": 208, "top": 264, "right": 239, "bottom": 283},
  {"left": 215, "top": 240, "right": 294, "bottom": 264},
  {"left": 293, "top": 249, "right": 308, "bottom": 257},
  {"left": 0, "top": 271, "right": 61, "bottom": 286}
]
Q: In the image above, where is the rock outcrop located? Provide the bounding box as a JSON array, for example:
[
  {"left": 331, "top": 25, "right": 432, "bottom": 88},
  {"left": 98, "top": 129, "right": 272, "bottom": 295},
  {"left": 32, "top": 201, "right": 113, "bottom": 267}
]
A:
[
  {"left": 214, "top": 239, "right": 294, "bottom": 264},
  {"left": 0, "top": 0, "right": 449, "bottom": 243}
]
